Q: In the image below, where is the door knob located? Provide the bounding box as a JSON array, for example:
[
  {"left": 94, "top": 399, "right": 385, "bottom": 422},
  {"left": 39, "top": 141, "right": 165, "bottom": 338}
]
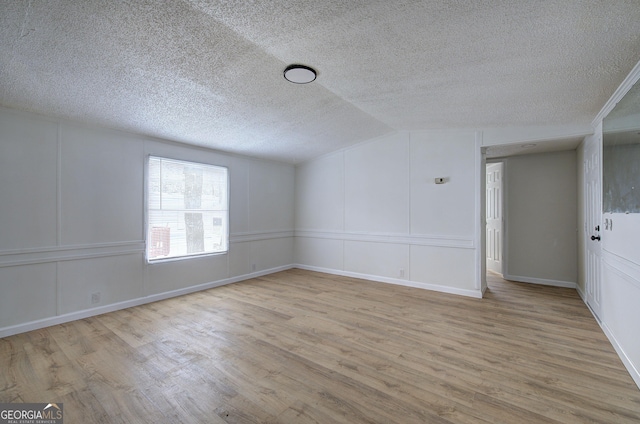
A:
[{"left": 591, "top": 235, "right": 601, "bottom": 241}]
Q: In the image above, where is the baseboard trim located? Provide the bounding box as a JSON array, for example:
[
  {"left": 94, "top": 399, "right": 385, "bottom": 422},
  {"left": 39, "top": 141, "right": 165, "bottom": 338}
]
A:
[
  {"left": 295, "top": 264, "right": 483, "bottom": 299},
  {"left": 503, "top": 274, "right": 576, "bottom": 289},
  {"left": 0, "top": 265, "right": 293, "bottom": 338},
  {"left": 5, "top": 263, "right": 635, "bottom": 390},
  {"left": 600, "top": 321, "right": 640, "bottom": 390},
  {"left": 575, "top": 281, "right": 638, "bottom": 389},
  {"left": 0, "top": 263, "right": 482, "bottom": 338}
]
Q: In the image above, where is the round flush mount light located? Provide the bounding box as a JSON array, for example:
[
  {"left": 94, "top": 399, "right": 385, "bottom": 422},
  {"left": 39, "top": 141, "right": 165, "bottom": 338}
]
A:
[
  {"left": 283, "top": 64, "right": 317, "bottom": 84},
  {"left": 521, "top": 143, "right": 537, "bottom": 149}
]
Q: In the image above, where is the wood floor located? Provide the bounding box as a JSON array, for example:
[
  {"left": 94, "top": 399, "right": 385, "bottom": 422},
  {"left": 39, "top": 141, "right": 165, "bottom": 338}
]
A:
[{"left": 1, "top": 269, "right": 639, "bottom": 423}]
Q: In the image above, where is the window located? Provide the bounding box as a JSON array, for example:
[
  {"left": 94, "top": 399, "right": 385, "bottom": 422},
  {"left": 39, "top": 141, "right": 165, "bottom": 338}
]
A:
[{"left": 147, "top": 156, "right": 229, "bottom": 262}]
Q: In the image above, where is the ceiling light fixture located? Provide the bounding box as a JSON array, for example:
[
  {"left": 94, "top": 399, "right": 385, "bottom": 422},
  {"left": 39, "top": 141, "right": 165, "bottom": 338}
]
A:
[
  {"left": 283, "top": 64, "right": 317, "bottom": 84},
  {"left": 521, "top": 143, "right": 537, "bottom": 149}
]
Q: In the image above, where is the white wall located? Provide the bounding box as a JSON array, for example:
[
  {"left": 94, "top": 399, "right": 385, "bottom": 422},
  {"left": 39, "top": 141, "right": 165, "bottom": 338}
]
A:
[
  {"left": 577, "top": 58, "right": 640, "bottom": 388},
  {"left": 577, "top": 136, "right": 640, "bottom": 389},
  {"left": 0, "top": 107, "right": 295, "bottom": 336},
  {"left": 295, "top": 130, "right": 481, "bottom": 297},
  {"left": 502, "top": 151, "right": 578, "bottom": 287},
  {"left": 601, "top": 135, "right": 640, "bottom": 389},
  {"left": 600, "top": 213, "right": 640, "bottom": 388}
]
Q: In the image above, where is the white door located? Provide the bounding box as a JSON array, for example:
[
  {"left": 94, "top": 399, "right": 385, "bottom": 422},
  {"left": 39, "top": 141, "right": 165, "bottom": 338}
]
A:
[
  {"left": 584, "top": 133, "right": 602, "bottom": 319},
  {"left": 486, "top": 162, "right": 503, "bottom": 275}
]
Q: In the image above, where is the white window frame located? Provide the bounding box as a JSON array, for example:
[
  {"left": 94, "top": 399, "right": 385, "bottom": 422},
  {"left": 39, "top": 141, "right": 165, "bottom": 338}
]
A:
[{"left": 145, "top": 155, "right": 229, "bottom": 263}]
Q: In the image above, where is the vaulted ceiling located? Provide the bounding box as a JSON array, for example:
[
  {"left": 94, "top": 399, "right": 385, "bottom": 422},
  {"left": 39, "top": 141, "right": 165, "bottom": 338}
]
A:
[{"left": 1, "top": 1, "right": 639, "bottom": 163}]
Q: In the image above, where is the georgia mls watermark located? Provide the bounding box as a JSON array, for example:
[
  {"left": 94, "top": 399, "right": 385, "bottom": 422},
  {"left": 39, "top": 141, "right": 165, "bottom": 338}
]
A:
[{"left": 0, "top": 403, "right": 63, "bottom": 424}]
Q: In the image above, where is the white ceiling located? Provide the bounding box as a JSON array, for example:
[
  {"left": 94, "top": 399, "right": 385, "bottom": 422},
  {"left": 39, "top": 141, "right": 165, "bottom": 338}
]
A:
[{"left": 1, "top": 1, "right": 640, "bottom": 163}]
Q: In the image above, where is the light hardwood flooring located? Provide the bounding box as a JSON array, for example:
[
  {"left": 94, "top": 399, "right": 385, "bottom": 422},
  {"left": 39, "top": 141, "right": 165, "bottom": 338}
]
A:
[{"left": 1, "top": 269, "right": 639, "bottom": 423}]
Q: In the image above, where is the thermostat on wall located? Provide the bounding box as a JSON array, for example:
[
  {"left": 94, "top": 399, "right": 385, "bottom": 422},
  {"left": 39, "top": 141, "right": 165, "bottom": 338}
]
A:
[{"left": 435, "top": 177, "right": 446, "bottom": 184}]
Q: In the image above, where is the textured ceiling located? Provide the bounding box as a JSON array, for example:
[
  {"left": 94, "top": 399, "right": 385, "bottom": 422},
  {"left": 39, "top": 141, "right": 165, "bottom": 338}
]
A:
[{"left": 1, "top": 1, "right": 640, "bottom": 163}]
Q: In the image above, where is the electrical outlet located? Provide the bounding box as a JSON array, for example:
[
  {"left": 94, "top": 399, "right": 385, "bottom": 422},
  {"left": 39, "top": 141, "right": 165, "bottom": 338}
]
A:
[
  {"left": 91, "top": 292, "right": 101, "bottom": 304},
  {"left": 252, "top": 264, "right": 256, "bottom": 271},
  {"left": 399, "top": 268, "right": 405, "bottom": 278}
]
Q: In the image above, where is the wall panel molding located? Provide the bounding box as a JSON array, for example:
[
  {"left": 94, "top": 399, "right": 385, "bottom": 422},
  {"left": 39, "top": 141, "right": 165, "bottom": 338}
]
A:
[
  {"left": 602, "top": 250, "right": 640, "bottom": 290},
  {"left": 598, "top": 256, "right": 640, "bottom": 390},
  {"left": 230, "top": 230, "right": 295, "bottom": 243},
  {"left": 0, "top": 230, "right": 295, "bottom": 268},
  {"left": 0, "top": 242, "right": 145, "bottom": 267},
  {"left": 295, "top": 229, "right": 474, "bottom": 249}
]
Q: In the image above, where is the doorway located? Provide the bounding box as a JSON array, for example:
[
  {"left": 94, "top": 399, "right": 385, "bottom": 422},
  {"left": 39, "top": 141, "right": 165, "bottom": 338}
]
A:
[
  {"left": 480, "top": 143, "right": 581, "bottom": 291},
  {"left": 486, "top": 162, "right": 504, "bottom": 276},
  {"left": 584, "top": 133, "right": 602, "bottom": 319}
]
